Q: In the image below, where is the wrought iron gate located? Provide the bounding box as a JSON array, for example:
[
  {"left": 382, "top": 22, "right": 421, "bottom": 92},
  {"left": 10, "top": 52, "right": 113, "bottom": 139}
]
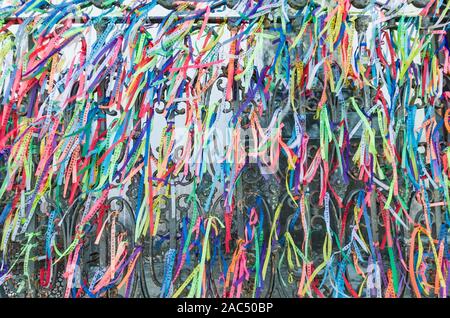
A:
[{"left": 0, "top": 0, "right": 449, "bottom": 298}]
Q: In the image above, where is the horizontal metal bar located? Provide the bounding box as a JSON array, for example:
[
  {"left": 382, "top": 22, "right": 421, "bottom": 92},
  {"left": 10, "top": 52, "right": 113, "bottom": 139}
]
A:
[
  {"left": 2, "top": 13, "right": 448, "bottom": 26},
  {"left": 4, "top": 16, "right": 236, "bottom": 25}
]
